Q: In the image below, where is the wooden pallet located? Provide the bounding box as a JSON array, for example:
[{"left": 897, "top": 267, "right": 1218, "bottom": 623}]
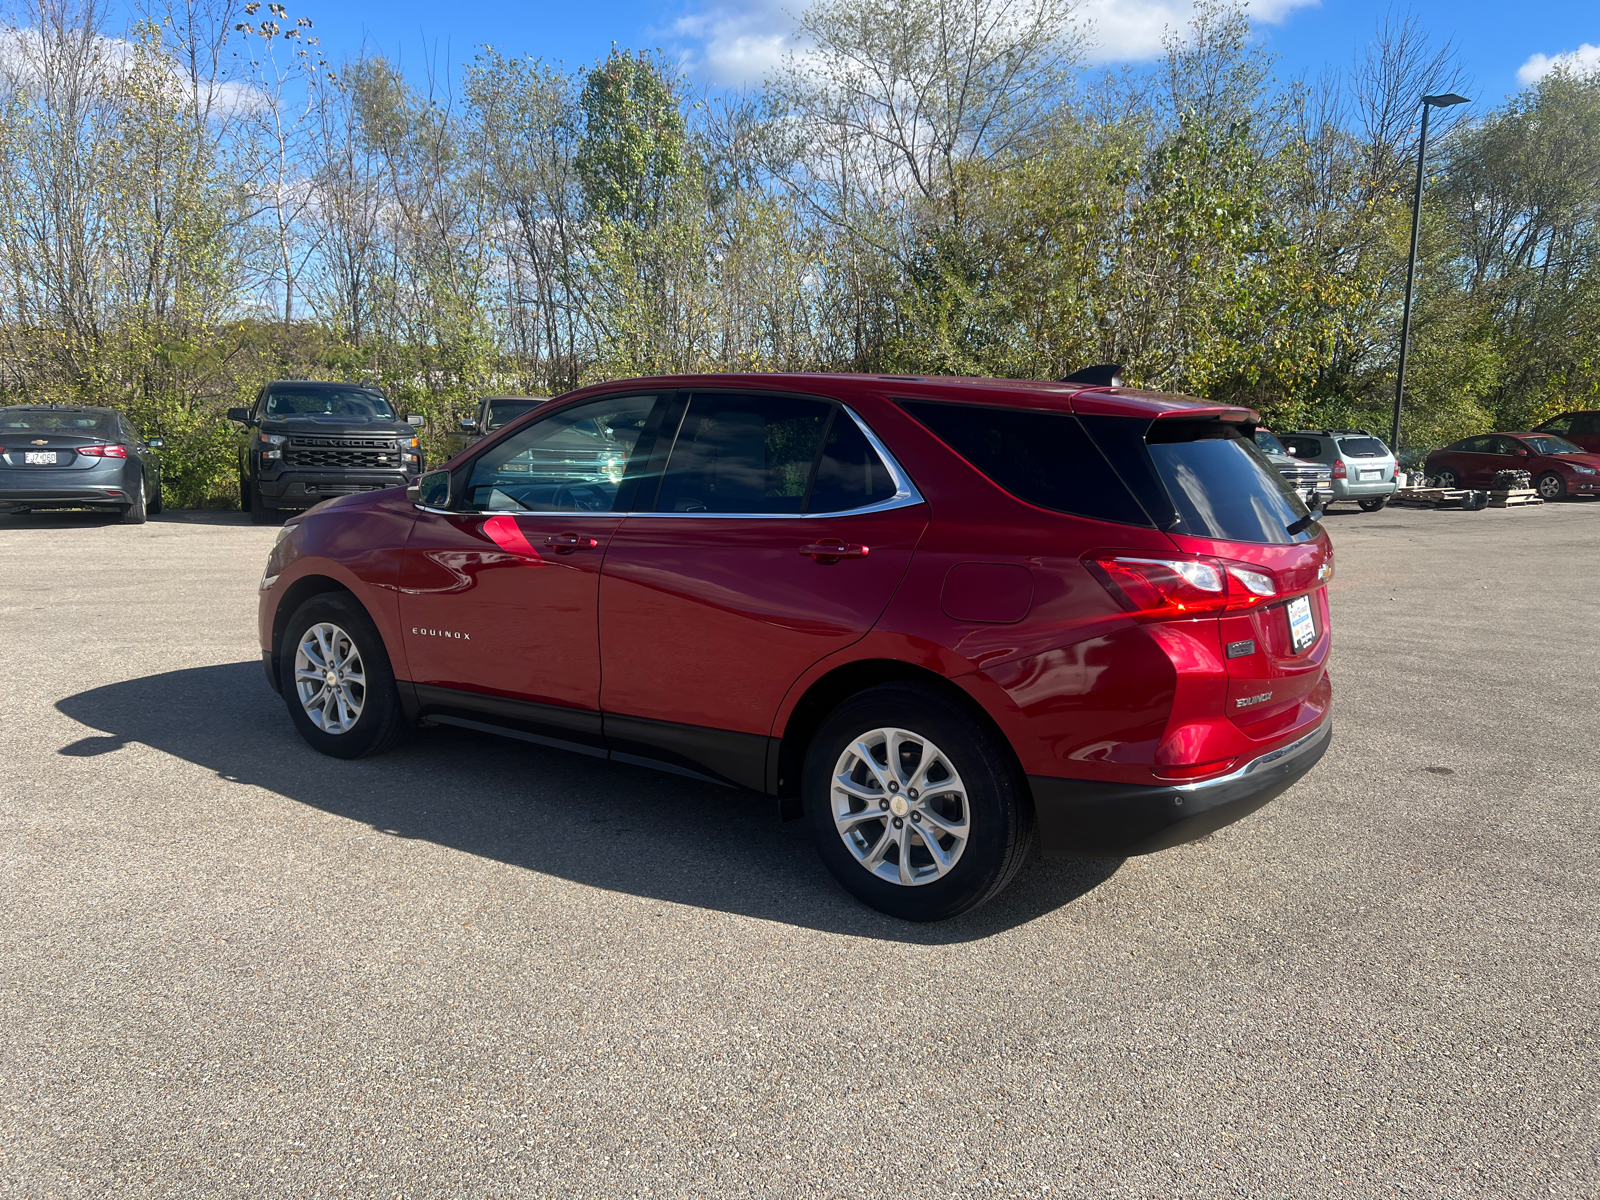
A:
[{"left": 1488, "top": 488, "right": 1543, "bottom": 508}]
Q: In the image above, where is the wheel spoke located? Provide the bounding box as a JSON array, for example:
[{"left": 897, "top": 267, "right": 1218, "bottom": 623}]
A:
[
  {"left": 836, "top": 806, "right": 885, "bottom": 831},
  {"left": 912, "top": 824, "right": 953, "bottom": 875},
  {"left": 917, "top": 805, "right": 968, "bottom": 840},
  {"left": 905, "top": 748, "right": 945, "bottom": 796},
  {"left": 851, "top": 740, "right": 893, "bottom": 791},
  {"left": 896, "top": 823, "right": 914, "bottom": 885},
  {"left": 861, "top": 823, "right": 895, "bottom": 868},
  {"left": 833, "top": 773, "right": 881, "bottom": 804}
]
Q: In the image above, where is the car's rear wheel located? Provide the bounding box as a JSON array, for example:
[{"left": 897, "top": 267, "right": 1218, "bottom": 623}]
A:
[
  {"left": 118, "top": 475, "right": 147, "bottom": 524},
  {"left": 1536, "top": 471, "right": 1567, "bottom": 501},
  {"left": 147, "top": 474, "right": 162, "bottom": 515},
  {"left": 239, "top": 473, "right": 252, "bottom": 512},
  {"left": 802, "top": 683, "right": 1034, "bottom": 921},
  {"left": 1433, "top": 467, "right": 1460, "bottom": 489},
  {"left": 279, "top": 594, "right": 406, "bottom": 759},
  {"left": 1358, "top": 496, "right": 1388, "bottom": 512}
]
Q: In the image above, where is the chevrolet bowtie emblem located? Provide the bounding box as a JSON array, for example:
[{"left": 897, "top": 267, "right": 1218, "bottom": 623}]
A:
[{"left": 31, "top": 439, "right": 48, "bottom": 445}]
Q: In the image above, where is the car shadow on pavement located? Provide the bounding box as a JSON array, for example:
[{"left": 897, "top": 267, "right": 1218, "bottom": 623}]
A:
[
  {"left": 0, "top": 509, "right": 251, "bottom": 528},
  {"left": 56, "top": 662, "right": 1122, "bottom": 944}
]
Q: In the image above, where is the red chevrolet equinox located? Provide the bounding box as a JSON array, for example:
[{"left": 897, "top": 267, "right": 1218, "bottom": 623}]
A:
[{"left": 258, "top": 374, "right": 1333, "bottom": 920}]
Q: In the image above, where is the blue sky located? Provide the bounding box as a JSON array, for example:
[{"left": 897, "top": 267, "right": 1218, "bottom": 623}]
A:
[{"left": 258, "top": 0, "right": 1596, "bottom": 105}]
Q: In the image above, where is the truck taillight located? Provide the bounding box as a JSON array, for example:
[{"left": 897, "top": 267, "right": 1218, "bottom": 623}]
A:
[
  {"left": 1084, "top": 554, "right": 1278, "bottom": 621},
  {"left": 1330, "top": 460, "right": 1347, "bottom": 479},
  {"left": 77, "top": 444, "right": 128, "bottom": 458}
]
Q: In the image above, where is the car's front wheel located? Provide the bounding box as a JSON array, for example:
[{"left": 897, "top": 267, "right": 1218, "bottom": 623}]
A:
[
  {"left": 250, "top": 481, "right": 280, "bottom": 525},
  {"left": 802, "top": 683, "right": 1034, "bottom": 921},
  {"left": 1536, "top": 471, "right": 1567, "bottom": 501},
  {"left": 279, "top": 593, "right": 407, "bottom": 759}
]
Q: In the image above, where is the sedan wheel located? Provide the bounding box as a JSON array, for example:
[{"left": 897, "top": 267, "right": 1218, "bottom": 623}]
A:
[
  {"left": 1536, "top": 472, "right": 1567, "bottom": 501},
  {"left": 1434, "top": 468, "right": 1460, "bottom": 489},
  {"left": 118, "top": 475, "right": 147, "bottom": 524}
]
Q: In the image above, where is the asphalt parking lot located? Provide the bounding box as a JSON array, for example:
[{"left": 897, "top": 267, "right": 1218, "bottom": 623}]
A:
[{"left": 2, "top": 501, "right": 1597, "bottom": 1198}]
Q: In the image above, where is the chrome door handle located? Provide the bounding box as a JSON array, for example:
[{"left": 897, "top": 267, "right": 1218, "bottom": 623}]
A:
[
  {"left": 799, "top": 541, "right": 869, "bottom": 563},
  {"left": 545, "top": 533, "right": 599, "bottom": 553}
]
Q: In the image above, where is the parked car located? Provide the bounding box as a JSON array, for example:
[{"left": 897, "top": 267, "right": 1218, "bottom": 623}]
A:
[
  {"left": 0, "top": 405, "right": 163, "bottom": 523},
  {"left": 1532, "top": 410, "right": 1600, "bottom": 454},
  {"left": 1252, "top": 429, "right": 1334, "bottom": 506},
  {"left": 230, "top": 381, "right": 425, "bottom": 524},
  {"left": 447, "top": 394, "right": 550, "bottom": 456},
  {"left": 258, "top": 374, "right": 1334, "bottom": 921},
  {"left": 1277, "top": 429, "right": 1399, "bottom": 511},
  {"left": 1425, "top": 432, "right": 1600, "bottom": 501}
]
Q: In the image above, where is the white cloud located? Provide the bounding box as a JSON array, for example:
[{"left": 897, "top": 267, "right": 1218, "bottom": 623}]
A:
[
  {"left": 1517, "top": 43, "right": 1600, "bottom": 86},
  {"left": 667, "top": 0, "right": 1319, "bottom": 85}
]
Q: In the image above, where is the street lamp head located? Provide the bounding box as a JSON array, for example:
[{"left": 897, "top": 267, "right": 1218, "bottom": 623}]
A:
[{"left": 1423, "top": 93, "right": 1470, "bottom": 108}]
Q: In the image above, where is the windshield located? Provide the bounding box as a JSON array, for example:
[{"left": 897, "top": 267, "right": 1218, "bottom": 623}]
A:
[
  {"left": 1337, "top": 436, "right": 1390, "bottom": 458},
  {"left": 1253, "top": 430, "right": 1288, "bottom": 455},
  {"left": 1146, "top": 424, "right": 1315, "bottom": 544},
  {"left": 0, "top": 409, "right": 113, "bottom": 433},
  {"left": 1522, "top": 435, "right": 1583, "bottom": 456},
  {"left": 484, "top": 398, "right": 545, "bottom": 431},
  {"left": 264, "top": 387, "right": 395, "bottom": 419}
]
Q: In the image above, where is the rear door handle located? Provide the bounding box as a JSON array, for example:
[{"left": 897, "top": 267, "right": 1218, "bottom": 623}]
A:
[
  {"left": 799, "top": 541, "right": 869, "bottom": 563},
  {"left": 545, "top": 532, "right": 600, "bottom": 553}
]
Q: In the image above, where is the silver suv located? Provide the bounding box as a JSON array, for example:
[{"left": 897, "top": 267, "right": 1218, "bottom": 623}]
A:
[
  {"left": 1278, "top": 430, "right": 1398, "bottom": 511},
  {"left": 1253, "top": 430, "right": 1333, "bottom": 505}
]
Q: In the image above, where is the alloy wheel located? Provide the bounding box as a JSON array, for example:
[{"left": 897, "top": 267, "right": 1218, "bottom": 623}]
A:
[
  {"left": 831, "top": 727, "right": 970, "bottom": 886},
  {"left": 293, "top": 622, "right": 366, "bottom": 734},
  {"left": 1538, "top": 474, "right": 1564, "bottom": 500}
]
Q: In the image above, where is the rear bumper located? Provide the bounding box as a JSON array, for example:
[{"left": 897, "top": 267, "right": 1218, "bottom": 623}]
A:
[
  {"left": 1329, "top": 479, "right": 1397, "bottom": 499},
  {"left": 1029, "top": 718, "right": 1331, "bottom": 856},
  {"left": 0, "top": 484, "right": 129, "bottom": 507}
]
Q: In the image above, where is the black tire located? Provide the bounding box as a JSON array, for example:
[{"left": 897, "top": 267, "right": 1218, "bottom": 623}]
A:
[
  {"left": 250, "top": 481, "right": 280, "bottom": 525},
  {"left": 1536, "top": 471, "right": 1567, "bottom": 502},
  {"left": 278, "top": 593, "right": 407, "bottom": 759},
  {"left": 118, "top": 475, "right": 148, "bottom": 524},
  {"left": 239, "top": 473, "right": 252, "bottom": 512},
  {"left": 1434, "top": 467, "right": 1460, "bottom": 489},
  {"left": 148, "top": 473, "right": 163, "bottom": 515},
  {"left": 802, "top": 683, "right": 1034, "bottom": 921},
  {"left": 1358, "top": 496, "right": 1388, "bottom": 512}
]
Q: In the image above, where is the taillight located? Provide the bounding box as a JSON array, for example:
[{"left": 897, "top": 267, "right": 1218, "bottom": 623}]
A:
[
  {"left": 1330, "top": 460, "right": 1347, "bottom": 479},
  {"left": 1084, "top": 554, "right": 1278, "bottom": 620},
  {"left": 77, "top": 444, "right": 128, "bottom": 458}
]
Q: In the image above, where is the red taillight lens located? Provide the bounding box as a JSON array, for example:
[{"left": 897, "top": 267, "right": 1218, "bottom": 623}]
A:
[
  {"left": 78, "top": 444, "right": 128, "bottom": 458},
  {"left": 1084, "top": 554, "right": 1278, "bottom": 620},
  {"left": 1331, "top": 460, "right": 1347, "bottom": 479}
]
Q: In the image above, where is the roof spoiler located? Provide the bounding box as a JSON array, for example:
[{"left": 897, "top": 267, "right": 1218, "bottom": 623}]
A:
[{"left": 1059, "top": 364, "right": 1124, "bottom": 388}]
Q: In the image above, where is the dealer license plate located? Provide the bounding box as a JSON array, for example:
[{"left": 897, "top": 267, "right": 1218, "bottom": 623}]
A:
[
  {"left": 1359, "top": 468, "right": 1382, "bottom": 480},
  {"left": 1287, "top": 594, "right": 1316, "bottom": 653},
  {"left": 24, "top": 451, "right": 57, "bottom": 465}
]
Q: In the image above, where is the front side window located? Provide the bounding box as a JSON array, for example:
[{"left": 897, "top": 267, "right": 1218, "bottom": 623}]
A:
[
  {"left": 465, "top": 395, "right": 657, "bottom": 512},
  {"left": 1574, "top": 413, "right": 1600, "bottom": 436},
  {"left": 651, "top": 393, "right": 833, "bottom": 514},
  {"left": 264, "top": 387, "right": 396, "bottom": 420},
  {"left": 1538, "top": 414, "right": 1574, "bottom": 435}
]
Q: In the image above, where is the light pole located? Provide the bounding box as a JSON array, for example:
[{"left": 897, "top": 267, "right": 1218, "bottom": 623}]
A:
[{"left": 1391, "top": 92, "right": 1469, "bottom": 454}]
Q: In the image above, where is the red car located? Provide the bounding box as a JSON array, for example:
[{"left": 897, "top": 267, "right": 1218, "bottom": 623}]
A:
[
  {"left": 258, "top": 375, "right": 1334, "bottom": 920},
  {"left": 1533, "top": 411, "right": 1600, "bottom": 454},
  {"left": 1425, "top": 432, "right": 1600, "bottom": 501}
]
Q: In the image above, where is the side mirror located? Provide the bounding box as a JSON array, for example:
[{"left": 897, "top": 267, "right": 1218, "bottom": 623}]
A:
[
  {"left": 147, "top": 438, "right": 164, "bottom": 450},
  {"left": 1513, "top": 448, "right": 1529, "bottom": 457},
  {"left": 408, "top": 469, "right": 451, "bottom": 509},
  {"left": 406, "top": 414, "right": 426, "bottom": 427},
  {"left": 226, "top": 407, "right": 251, "bottom": 424},
  {"left": 459, "top": 417, "right": 478, "bottom": 431}
]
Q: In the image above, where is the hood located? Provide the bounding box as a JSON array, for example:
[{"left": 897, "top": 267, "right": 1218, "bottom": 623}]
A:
[{"left": 259, "top": 413, "right": 411, "bottom": 436}]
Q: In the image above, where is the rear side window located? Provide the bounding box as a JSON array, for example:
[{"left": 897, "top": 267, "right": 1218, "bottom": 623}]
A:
[
  {"left": 1282, "top": 436, "right": 1323, "bottom": 458},
  {"left": 1142, "top": 421, "right": 1314, "bottom": 544},
  {"left": 1337, "top": 436, "right": 1388, "bottom": 458},
  {"left": 900, "top": 401, "right": 1151, "bottom": 526},
  {"left": 1573, "top": 413, "right": 1600, "bottom": 436},
  {"left": 808, "top": 411, "right": 899, "bottom": 513}
]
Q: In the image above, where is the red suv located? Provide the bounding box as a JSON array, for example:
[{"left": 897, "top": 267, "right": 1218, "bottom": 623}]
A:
[{"left": 258, "top": 375, "right": 1334, "bottom": 920}]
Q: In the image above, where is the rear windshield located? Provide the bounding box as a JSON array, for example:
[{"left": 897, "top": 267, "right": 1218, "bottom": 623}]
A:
[
  {"left": 484, "top": 398, "right": 545, "bottom": 431},
  {"left": 264, "top": 387, "right": 395, "bottom": 419},
  {"left": 0, "top": 410, "right": 113, "bottom": 433},
  {"left": 1522, "top": 435, "right": 1583, "bottom": 455},
  {"left": 1337, "top": 436, "right": 1389, "bottom": 458},
  {"left": 1145, "top": 424, "right": 1314, "bottom": 544}
]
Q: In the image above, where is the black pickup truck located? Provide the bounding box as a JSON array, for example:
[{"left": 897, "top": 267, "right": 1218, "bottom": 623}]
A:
[
  {"left": 446, "top": 394, "right": 549, "bottom": 457},
  {"left": 230, "top": 381, "right": 424, "bottom": 523}
]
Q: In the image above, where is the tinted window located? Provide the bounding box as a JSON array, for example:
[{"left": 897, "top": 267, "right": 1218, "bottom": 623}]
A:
[
  {"left": 1145, "top": 422, "right": 1314, "bottom": 545},
  {"left": 1522, "top": 435, "right": 1583, "bottom": 456},
  {"left": 1282, "top": 436, "right": 1323, "bottom": 459},
  {"left": 1337, "top": 436, "right": 1388, "bottom": 458},
  {"left": 808, "top": 411, "right": 899, "bottom": 513},
  {"left": 1460, "top": 436, "right": 1497, "bottom": 453},
  {"left": 484, "top": 397, "right": 545, "bottom": 431},
  {"left": 901, "top": 401, "right": 1151, "bottom": 526},
  {"left": 1573, "top": 413, "right": 1600, "bottom": 436},
  {"left": 465, "top": 395, "right": 657, "bottom": 512},
  {"left": 0, "top": 409, "right": 113, "bottom": 433},
  {"left": 652, "top": 393, "right": 831, "bottom": 514},
  {"left": 264, "top": 387, "right": 395, "bottom": 419},
  {"left": 1538, "top": 414, "right": 1574, "bottom": 435},
  {"left": 1254, "top": 430, "right": 1288, "bottom": 455}
]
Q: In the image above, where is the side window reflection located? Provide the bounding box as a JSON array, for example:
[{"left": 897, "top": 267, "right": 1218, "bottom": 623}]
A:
[{"left": 465, "top": 395, "right": 656, "bottom": 513}]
